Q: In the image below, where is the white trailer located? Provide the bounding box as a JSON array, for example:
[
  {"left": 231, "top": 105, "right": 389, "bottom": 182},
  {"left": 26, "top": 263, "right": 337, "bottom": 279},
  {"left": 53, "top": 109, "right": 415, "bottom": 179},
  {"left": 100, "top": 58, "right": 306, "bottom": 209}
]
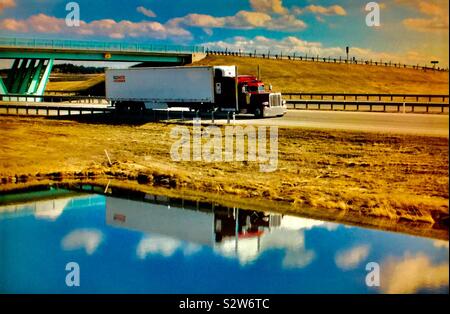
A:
[
  {"left": 106, "top": 197, "right": 215, "bottom": 245},
  {"left": 106, "top": 66, "right": 237, "bottom": 110}
]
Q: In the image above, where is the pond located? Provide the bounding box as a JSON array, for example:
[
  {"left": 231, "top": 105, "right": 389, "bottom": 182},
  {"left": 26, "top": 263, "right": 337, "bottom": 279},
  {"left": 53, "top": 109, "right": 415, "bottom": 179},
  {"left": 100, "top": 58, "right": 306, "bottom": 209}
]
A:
[{"left": 0, "top": 186, "right": 448, "bottom": 294}]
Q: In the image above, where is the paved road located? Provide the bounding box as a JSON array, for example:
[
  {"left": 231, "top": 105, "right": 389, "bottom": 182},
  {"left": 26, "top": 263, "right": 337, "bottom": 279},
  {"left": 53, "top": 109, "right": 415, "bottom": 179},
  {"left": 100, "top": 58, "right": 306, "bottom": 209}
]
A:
[
  {"left": 214, "top": 110, "right": 449, "bottom": 137},
  {"left": 1, "top": 101, "right": 448, "bottom": 137}
]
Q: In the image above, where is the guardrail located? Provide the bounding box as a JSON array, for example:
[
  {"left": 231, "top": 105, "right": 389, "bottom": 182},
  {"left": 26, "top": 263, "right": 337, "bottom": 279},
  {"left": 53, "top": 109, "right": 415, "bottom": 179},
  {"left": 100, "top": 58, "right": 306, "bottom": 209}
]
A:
[
  {"left": 0, "top": 37, "right": 205, "bottom": 54},
  {"left": 206, "top": 50, "right": 448, "bottom": 72},
  {"left": 45, "top": 90, "right": 84, "bottom": 96},
  {"left": 0, "top": 103, "right": 114, "bottom": 116},
  {"left": 1, "top": 93, "right": 107, "bottom": 104},
  {"left": 2, "top": 94, "right": 448, "bottom": 114},
  {"left": 283, "top": 93, "right": 449, "bottom": 103},
  {"left": 286, "top": 99, "right": 449, "bottom": 113}
]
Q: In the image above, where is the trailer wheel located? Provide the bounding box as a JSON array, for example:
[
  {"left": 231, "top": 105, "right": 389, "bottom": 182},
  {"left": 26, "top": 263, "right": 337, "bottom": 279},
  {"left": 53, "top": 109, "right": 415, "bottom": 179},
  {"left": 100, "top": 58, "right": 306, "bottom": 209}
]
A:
[{"left": 131, "top": 102, "right": 145, "bottom": 113}]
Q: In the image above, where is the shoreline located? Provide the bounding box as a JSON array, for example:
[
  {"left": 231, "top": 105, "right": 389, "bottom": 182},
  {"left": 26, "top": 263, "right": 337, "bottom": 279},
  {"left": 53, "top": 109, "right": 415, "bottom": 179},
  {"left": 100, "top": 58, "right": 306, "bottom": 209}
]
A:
[
  {"left": 0, "top": 116, "right": 448, "bottom": 240},
  {"left": 0, "top": 177, "right": 448, "bottom": 241}
]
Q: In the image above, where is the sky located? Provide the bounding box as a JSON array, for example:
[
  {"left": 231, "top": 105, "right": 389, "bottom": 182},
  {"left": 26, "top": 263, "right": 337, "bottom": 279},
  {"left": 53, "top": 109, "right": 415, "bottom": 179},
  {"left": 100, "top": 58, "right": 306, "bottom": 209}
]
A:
[{"left": 0, "top": 0, "right": 448, "bottom": 67}]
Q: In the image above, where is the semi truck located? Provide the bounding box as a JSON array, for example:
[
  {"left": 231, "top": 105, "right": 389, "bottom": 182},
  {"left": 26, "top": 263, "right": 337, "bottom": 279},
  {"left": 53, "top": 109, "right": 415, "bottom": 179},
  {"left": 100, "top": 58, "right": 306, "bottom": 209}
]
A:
[{"left": 105, "top": 65, "right": 286, "bottom": 118}]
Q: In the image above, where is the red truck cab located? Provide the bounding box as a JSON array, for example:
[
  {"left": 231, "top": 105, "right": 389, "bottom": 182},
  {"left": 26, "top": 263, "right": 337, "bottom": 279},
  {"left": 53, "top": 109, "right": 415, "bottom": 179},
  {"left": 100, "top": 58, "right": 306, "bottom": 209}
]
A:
[
  {"left": 237, "top": 75, "right": 285, "bottom": 117},
  {"left": 238, "top": 75, "right": 266, "bottom": 93}
]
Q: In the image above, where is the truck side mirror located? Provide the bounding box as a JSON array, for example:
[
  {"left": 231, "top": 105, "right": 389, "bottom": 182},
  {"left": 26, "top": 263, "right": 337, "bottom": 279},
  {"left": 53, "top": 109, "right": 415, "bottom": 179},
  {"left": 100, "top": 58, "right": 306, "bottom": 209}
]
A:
[{"left": 269, "top": 84, "right": 272, "bottom": 91}]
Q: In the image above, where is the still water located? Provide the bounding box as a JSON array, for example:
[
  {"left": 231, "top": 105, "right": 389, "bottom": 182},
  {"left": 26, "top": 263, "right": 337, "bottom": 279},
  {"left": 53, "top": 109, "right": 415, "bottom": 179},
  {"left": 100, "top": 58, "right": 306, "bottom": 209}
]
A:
[{"left": 0, "top": 187, "right": 448, "bottom": 294}]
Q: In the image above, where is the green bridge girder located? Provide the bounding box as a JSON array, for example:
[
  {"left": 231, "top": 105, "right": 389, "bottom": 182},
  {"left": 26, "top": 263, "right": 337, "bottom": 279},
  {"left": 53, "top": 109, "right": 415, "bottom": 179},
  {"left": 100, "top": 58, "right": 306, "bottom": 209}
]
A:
[
  {"left": 0, "top": 77, "right": 6, "bottom": 94},
  {"left": 1, "top": 58, "right": 53, "bottom": 100}
]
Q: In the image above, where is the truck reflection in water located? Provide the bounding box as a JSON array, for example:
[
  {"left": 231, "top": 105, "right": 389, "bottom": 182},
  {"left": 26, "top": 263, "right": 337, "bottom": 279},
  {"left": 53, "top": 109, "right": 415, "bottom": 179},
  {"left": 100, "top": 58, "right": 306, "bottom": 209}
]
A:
[{"left": 105, "top": 193, "right": 310, "bottom": 264}]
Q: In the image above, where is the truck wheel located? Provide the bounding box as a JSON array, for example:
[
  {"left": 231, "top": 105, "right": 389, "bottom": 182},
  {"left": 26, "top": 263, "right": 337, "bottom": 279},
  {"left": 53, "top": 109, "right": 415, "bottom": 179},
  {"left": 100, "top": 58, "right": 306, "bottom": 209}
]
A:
[
  {"left": 254, "top": 108, "right": 263, "bottom": 118},
  {"left": 115, "top": 102, "right": 126, "bottom": 112},
  {"left": 134, "top": 102, "right": 145, "bottom": 113}
]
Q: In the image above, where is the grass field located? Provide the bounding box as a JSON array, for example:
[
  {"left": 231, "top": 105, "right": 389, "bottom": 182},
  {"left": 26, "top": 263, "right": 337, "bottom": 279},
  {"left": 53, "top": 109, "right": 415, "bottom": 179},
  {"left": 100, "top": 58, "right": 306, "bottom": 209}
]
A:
[
  {"left": 0, "top": 116, "right": 447, "bottom": 239},
  {"left": 44, "top": 55, "right": 449, "bottom": 95},
  {"left": 193, "top": 55, "right": 449, "bottom": 94},
  {"left": 46, "top": 74, "right": 105, "bottom": 92}
]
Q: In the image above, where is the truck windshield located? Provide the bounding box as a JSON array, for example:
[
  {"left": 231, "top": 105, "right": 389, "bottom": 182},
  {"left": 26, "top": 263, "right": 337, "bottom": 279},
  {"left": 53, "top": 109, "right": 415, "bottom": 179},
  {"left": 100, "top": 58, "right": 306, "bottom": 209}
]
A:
[{"left": 246, "top": 85, "right": 265, "bottom": 93}]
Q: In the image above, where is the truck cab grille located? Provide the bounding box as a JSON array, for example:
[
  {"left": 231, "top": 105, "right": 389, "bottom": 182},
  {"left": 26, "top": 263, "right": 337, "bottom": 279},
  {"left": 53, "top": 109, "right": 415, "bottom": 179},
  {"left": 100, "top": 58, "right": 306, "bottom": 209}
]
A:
[{"left": 269, "top": 93, "right": 282, "bottom": 107}]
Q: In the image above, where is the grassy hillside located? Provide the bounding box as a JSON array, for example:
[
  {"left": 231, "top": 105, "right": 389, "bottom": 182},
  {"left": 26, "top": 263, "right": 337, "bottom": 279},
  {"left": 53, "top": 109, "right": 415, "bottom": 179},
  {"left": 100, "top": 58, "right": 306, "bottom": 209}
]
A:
[
  {"left": 44, "top": 55, "right": 449, "bottom": 95},
  {"left": 192, "top": 55, "right": 449, "bottom": 94}
]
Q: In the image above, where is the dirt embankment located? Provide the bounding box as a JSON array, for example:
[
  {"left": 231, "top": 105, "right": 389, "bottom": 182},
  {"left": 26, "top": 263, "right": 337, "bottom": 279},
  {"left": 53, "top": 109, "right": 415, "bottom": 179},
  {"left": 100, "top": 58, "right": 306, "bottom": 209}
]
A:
[{"left": 0, "top": 116, "right": 448, "bottom": 239}]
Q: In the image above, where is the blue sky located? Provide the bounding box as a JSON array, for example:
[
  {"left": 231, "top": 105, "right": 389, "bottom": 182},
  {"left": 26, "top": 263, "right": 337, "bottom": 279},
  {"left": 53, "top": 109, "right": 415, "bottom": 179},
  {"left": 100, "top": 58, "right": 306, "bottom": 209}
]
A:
[{"left": 0, "top": 0, "right": 448, "bottom": 66}]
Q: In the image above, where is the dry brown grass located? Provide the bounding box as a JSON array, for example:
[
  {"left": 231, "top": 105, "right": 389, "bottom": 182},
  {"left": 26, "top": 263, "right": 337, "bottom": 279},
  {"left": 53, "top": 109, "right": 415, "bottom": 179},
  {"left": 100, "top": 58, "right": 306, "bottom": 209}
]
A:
[
  {"left": 0, "top": 116, "right": 447, "bottom": 238},
  {"left": 192, "top": 55, "right": 449, "bottom": 94},
  {"left": 46, "top": 74, "right": 105, "bottom": 92}
]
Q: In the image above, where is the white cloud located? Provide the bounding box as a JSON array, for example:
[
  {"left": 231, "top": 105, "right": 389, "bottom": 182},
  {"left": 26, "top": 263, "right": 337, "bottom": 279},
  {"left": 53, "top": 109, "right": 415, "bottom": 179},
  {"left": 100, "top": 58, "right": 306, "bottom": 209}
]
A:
[
  {"left": 433, "top": 240, "right": 449, "bottom": 249},
  {"left": 136, "top": 6, "right": 156, "bottom": 18},
  {"left": 335, "top": 245, "right": 370, "bottom": 270},
  {"left": 304, "top": 5, "right": 347, "bottom": 16},
  {"left": 280, "top": 215, "right": 338, "bottom": 231},
  {"left": 167, "top": 10, "right": 306, "bottom": 31},
  {"left": 249, "top": 0, "right": 287, "bottom": 14},
  {"left": 168, "top": 13, "right": 226, "bottom": 28},
  {"left": 1, "top": 1, "right": 351, "bottom": 37},
  {"left": 403, "top": 17, "right": 448, "bottom": 32},
  {"left": 215, "top": 228, "right": 315, "bottom": 268},
  {"left": 34, "top": 198, "right": 70, "bottom": 221},
  {"left": 136, "top": 235, "right": 201, "bottom": 259},
  {"left": 213, "top": 216, "right": 335, "bottom": 268},
  {"left": 0, "top": 14, "right": 191, "bottom": 40},
  {"left": 61, "top": 229, "right": 104, "bottom": 255},
  {"left": 396, "top": 0, "right": 449, "bottom": 32},
  {"left": 268, "top": 14, "right": 307, "bottom": 31},
  {"left": 0, "top": 0, "right": 15, "bottom": 13},
  {"left": 203, "top": 35, "right": 443, "bottom": 66},
  {"left": 381, "top": 253, "right": 449, "bottom": 293},
  {"left": 203, "top": 35, "right": 343, "bottom": 57}
]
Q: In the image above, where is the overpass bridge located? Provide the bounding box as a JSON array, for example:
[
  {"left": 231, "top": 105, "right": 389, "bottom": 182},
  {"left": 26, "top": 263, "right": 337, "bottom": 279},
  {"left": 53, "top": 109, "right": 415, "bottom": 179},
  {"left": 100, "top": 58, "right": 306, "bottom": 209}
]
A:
[{"left": 0, "top": 37, "right": 205, "bottom": 97}]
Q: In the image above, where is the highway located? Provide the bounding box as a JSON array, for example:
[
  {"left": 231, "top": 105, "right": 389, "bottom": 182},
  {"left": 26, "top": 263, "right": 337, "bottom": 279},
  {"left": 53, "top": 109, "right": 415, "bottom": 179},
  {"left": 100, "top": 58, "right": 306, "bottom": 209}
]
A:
[
  {"left": 0, "top": 101, "right": 448, "bottom": 137},
  {"left": 221, "top": 110, "right": 450, "bottom": 137}
]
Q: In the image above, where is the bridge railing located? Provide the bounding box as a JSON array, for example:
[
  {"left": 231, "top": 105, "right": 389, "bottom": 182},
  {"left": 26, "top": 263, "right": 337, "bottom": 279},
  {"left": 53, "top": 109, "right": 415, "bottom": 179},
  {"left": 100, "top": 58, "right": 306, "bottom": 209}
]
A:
[{"left": 0, "top": 37, "right": 205, "bottom": 54}]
